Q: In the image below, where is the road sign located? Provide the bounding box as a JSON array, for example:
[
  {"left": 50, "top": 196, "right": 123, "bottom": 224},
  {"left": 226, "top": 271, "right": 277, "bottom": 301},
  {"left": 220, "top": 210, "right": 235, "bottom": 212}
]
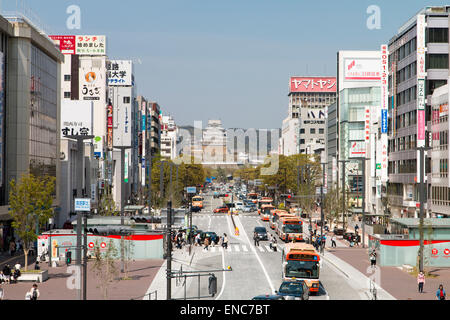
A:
[
  {"left": 88, "top": 242, "right": 94, "bottom": 249},
  {"left": 186, "top": 187, "right": 196, "bottom": 194},
  {"left": 74, "top": 198, "right": 91, "bottom": 211},
  {"left": 316, "top": 187, "right": 327, "bottom": 195}
]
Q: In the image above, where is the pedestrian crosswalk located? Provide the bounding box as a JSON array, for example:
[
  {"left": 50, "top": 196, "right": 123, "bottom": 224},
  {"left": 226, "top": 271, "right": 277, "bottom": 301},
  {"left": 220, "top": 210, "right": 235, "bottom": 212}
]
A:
[{"left": 195, "top": 244, "right": 279, "bottom": 254}]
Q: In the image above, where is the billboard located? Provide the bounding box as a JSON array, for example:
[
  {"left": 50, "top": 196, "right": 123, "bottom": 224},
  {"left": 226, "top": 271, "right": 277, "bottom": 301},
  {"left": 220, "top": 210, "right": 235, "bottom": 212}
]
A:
[
  {"left": 107, "top": 60, "right": 133, "bottom": 86},
  {"left": 290, "top": 77, "right": 336, "bottom": 93},
  {"left": 416, "top": 14, "right": 426, "bottom": 183},
  {"left": 380, "top": 44, "right": 389, "bottom": 183},
  {"left": 107, "top": 102, "right": 113, "bottom": 150},
  {"left": 75, "top": 35, "right": 106, "bottom": 55},
  {"left": 113, "top": 94, "right": 132, "bottom": 147},
  {"left": 49, "top": 35, "right": 76, "bottom": 54},
  {"left": 61, "top": 100, "right": 93, "bottom": 138},
  {"left": 344, "top": 58, "right": 381, "bottom": 81},
  {"left": 80, "top": 65, "right": 105, "bottom": 101},
  {"left": 349, "top": 141, "right": 366, "bottom": 158}
]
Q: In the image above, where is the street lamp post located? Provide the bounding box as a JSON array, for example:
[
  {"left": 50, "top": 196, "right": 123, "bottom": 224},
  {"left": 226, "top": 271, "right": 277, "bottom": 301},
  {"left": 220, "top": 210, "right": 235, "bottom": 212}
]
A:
[
  {"left": 66, "top": 134, "right": 94, "bottom": 301},
  {"left": 113, "top": 145, "right": 132, "bottom": 274},
  {"left": 417, "top": 145, "right": 431, "bottom": 272}
]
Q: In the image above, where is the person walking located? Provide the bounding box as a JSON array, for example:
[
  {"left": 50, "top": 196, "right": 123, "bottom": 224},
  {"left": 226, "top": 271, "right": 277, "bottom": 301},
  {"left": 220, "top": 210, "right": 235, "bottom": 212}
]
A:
[
  {"left": 9, "top": 241, "right": 15, "bottom": 256},
  {"left": 253, "top": 232, "right": 260, "bottom": 247},
  {"left": 417, "top": 271, "right": 425, "bottom": 293},
  {"left": 28, "top": 283, "right": 40, "bottom": 300},
  {"left": 0, "top": 283, "right": 4, "bottom": 300},
  {"left": 331, "top": 235, "right": 337, "bottom": 248},
  {"left": 370, "top": 250, "right": 377, "bottom": 268},
  {"left": 436, "top": 284, "right": 446, "bottom": 300},
  {"left": 222, "top": 233, "right": 228, "bottom": 250},
  {"left": 270, "top": 235, "right": 277, "bottom": 251},
  {"left": 2, "top": 265, "right": 10, "bottom": 284},
  {"left": 195, "top": 233, "right": 201, "bottom": 246},
  {"left": 203, "top": 237, "right": 210, "bottom": 251}
]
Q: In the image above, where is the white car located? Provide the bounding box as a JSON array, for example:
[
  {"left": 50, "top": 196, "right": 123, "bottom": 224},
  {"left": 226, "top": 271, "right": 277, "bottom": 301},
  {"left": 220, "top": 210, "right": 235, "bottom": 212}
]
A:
[{"left": 234, "top": 202, "right": 244, "bottom": 211}]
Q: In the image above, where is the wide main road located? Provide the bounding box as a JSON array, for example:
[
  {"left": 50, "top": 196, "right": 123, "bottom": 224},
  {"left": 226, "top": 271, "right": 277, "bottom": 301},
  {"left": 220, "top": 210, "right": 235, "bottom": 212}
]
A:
[{"left": 176, "top": 192, "right": 361, "bottom": 300}]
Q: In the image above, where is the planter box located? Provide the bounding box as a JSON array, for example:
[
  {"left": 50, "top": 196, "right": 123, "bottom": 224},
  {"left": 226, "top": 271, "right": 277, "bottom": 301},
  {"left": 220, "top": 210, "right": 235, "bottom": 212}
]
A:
[{"left": 17, "top": 270, "right": 49, "bottom": 283}]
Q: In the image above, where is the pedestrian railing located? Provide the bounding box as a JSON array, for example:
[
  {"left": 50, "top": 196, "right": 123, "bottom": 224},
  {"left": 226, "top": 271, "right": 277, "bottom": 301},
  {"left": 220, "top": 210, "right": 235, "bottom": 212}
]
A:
[{"left": 131, "top": 290, "right": 158, "bottom": 300}]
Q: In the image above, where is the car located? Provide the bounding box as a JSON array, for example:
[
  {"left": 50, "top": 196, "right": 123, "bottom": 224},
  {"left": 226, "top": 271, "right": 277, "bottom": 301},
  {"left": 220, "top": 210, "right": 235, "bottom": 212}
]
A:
[
  {"left": 242, "top": 206, "right": 255, "bottom": 213},
  {"left": 201, "top": 231, "right": 219, "bottom": 244},
  {"left": 213, "top": 206, "right": 229, "bottom": 213},
  {"left": 191, "top": 206, "right": 201, "bottom": 213},
  {"left": 253, "top": 226, "right": 268, "bottom": 240},
  {"left": 333, "top": 228, "right": 345, "bottom": 235},
  {"left": 252, "top": 294, "right": 285, "bottom": 300},
  {"left": 275, "top": 280, "right": 309, "bottom": 300},
  {"left": 234, "top": 202, "right": 244, "bottom": 211}
]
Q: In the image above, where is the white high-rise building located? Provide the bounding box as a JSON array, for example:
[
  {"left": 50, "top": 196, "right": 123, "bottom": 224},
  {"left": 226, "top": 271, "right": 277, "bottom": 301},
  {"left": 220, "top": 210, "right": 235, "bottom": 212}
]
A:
[{"left": 161, "top": 115, "right": 178, "bottom": 160}]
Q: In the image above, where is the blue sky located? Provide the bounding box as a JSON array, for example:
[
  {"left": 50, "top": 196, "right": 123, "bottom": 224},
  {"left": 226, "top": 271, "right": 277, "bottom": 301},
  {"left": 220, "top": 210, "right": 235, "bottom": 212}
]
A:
[{"left": 3, "top": 0, "right": 449, "bottom": 128}]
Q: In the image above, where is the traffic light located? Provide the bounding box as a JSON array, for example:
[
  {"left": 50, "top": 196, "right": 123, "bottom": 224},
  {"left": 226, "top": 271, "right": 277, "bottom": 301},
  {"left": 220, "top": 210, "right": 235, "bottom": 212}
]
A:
[
  {"left": 208, "top": 274, "right": 217, "bottom": 297},
  {"left": 287, "top": 194, "right": 292, "bottom": 199},
  {"left": 66, "top": 251, "right": 72, "bottom": 266}
]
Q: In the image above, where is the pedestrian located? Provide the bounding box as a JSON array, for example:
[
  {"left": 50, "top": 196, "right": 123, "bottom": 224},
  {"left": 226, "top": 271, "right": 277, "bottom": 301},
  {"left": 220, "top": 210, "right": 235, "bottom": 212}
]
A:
[
  {"left": 9, "top": 240, "right": 15, "bottom": 256},
  {"left": 0, "top": 271, "right": 5, "bottom": 284},
  {"left": 195, "top": 233, "right": 201, "bottom": 246},
  {"left": 2, "top": 264, "right": 10, "bottom": 284},
  {"left": 270, "top": 235, "right": 277, "bottom": 251},
  {"left": 34, "top": 261, "right": 40, "bottom": 271},
  {"left": 331, "top": 235, "right": 337, "bottom": 248},
  {"left": 417, "top": 271, "right": 425, "bottom": 293},
  {"left": 14, "top": 262, "right": 21, "bottom": 271},
  {"left": 204, "top": 237, "right": 210, "bottom": 251},
  {"left": 253, "top": 232, "right": 260, "bottom": 247},
  {"left": 222, "top": 233, "right": 228, "bottom": 250},
  {"left": 0, "top": 283, "right": 3, "bottom": 300},
  {"left": 28, "top": 283, "right": 40, "bottom": 300},
  {"left": 436, "top": 284, "right": 446, "bottom": 300},
  {"left": 370, "top": 250, "right": 377, "bottom": 268},
  {"left": 354, "top": 224, "right": 359, "bottom": 233}
]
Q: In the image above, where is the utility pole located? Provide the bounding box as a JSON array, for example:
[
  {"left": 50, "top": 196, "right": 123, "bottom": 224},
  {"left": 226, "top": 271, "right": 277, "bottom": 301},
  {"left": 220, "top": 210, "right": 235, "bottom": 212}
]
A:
[
  {"left": 320, "top": 162, "right": 326, "bottom": 254},
  {"left": 114, "top": 145, "right": 132, "bottom": 274},
  {"left": 66, "top": 134, "right": 94, "bottom": 301},
  {"left": 166, "top": 200, "right": 173, "bottom": 300},
  {"left": 338, "top": 160, "right": 350, "bottom": 231},
  {"left": 417, "top": 146, "right": 431, "bottom": 272}
]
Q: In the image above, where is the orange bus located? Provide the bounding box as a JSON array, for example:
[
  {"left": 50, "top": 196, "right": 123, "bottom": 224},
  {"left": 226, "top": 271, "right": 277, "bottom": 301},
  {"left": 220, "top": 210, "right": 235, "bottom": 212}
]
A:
[
  {"left": 270, "top": 210, "right": 292, "bottom": 230},
  {"left": 257, "top": 198, "right": 273, "bottom": 214},
  {"left": 192, "top": 196, "right": 203, "bottom": 209},
  {"left": 282, "top": 243, "right": 320, "bottom": 294},
  {"left": 260, "top": 204, "right": 275, "bottom": 221},
  {"left": 248, "top": 193, "right": 258, "bottom": 204},
  {"left": 277, "top": 216, "right": 303, "bottom": 242}
]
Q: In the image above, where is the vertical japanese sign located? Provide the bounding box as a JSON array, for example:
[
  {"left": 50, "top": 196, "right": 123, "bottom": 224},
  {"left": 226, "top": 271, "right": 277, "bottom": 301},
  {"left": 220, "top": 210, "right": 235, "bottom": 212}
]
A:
[
  {"left": 141, "top": 101, "right": 146, "bottom": 187},
  {"left": 124, "top": 152, "right": 129, "bottom": 183},
  {"left": 380, "top": 44, "right": 389, "bottom": 183},
  {"left": 365, "top": 106, "right": 371, "bottom": 141},
  {"left": 416, "top": 14, "right": 426, "bottom": 182},
  {"left": 107, "top": 102, "right": 113, "bottom": 150}
]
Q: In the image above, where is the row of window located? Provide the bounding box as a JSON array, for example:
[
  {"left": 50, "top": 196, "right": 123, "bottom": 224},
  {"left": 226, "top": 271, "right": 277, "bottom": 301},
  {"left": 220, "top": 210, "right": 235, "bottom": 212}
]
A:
[
  {"left": 389, "top": 134, "right": 417, "bottom": 153},
  {"left": 431, "top": 186, "right": 450, "bottom": 207},
  {"left": 300, "top": 128, "right": 325, "bottom": 135},
  {"left": 396, "top": 62, "right": 416, "bottom": 85},
  {"left": 396, "top": 86, "right": 417, "bottom": 107},
  {"left": 388, "top": 159, "right": 417, "bottom": 174}
]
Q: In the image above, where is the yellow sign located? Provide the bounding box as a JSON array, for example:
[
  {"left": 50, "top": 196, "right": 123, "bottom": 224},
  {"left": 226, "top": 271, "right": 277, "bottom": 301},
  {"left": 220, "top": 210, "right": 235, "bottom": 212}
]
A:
[
  {"left": 52, "top": 240, "right": 58, "bottom": 258},
  {"left": 235, "top": 227, "right": 239, "bottom": 236}
]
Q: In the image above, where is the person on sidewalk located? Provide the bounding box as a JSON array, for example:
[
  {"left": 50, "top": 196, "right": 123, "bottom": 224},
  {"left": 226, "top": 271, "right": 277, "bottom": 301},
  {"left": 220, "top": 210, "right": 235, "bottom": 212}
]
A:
[
  {"left": 417, "top": 271, "right": 425, "bottom": 293},
  {"left": 195, "top": 233, "right": 201, "bottom": 247},
  {"left": 9, "top": 241, "right": 15, "bottom": 256},
  {"left": 354, "top": 224, "right": 359, "bottom": 234},
  {"left": 222, "top": 233, "right": 229, "bottom": 250},
  {"left": 203, "top": 237, "right": 210, "bottom": 251},
  {"left": 370, "top": 250, "right": 377, "bottom": 268},
  {"left": 0, "top": 283, "right": 4, "bottom": 300},
  {"left": 436, "top": 284, "right": 446, "bottom": 300},
  {"left": 28, "top": 283, "right": 40, "bottom": 301},
  {"left": 331, "top": 235, "right": 337, "bottom": 248}
]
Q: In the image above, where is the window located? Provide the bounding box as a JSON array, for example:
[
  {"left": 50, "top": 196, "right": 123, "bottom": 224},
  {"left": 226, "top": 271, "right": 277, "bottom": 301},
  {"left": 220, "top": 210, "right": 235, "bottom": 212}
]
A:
[
  {"left": 64, "top": 91, "right": 71, "bottom": 98},
  {"left": 300, "top": 139, "right": 305, "bottom": 145},
  {"left": 123, "top": 96, "right": 131, "bottom": 103},
  {"left": 310, "top": 128, "right": 316, "bottom": 134},
  {"left": 426, "top": 54, "right": 449, "bottom": 69},
  {"left": 319, "top": 128, "right": 324, "bottom": 134},
  {"left": 427, "top": 28, "right": 448, "bottom": 43},
  {"left": 300, "top": 128, "right": 305, "bottom": 134},
  {"left": 64, "top": 74, "right": 71, "bottom": 81}
]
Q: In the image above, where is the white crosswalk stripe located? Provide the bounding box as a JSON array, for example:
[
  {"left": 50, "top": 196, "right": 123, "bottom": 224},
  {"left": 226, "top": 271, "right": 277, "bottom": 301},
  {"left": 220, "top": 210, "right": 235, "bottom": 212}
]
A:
[
  {"left": 257, "top": 246, "right": 265, "bottom": 252},
  {"left": 234, "top": 245, "right": 240, "bottom": 252},
  {"left": 265, "top": 245, "right": 272, "bottom": 252},
  {"left": 242, "top": 245, "right": 248, "bottom": 252}
]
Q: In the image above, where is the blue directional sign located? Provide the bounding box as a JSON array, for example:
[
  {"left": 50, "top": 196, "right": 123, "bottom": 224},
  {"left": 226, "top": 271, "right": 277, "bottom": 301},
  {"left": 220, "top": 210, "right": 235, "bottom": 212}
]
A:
[
  {"left": 381, "top": 109, "right": 388, "bottom": 134},
  {"left": 186, "top": 187, "right": 197, "bottom": 194},
  {"left": 75, "top": 198, "right": 91, "bottom": 212}
]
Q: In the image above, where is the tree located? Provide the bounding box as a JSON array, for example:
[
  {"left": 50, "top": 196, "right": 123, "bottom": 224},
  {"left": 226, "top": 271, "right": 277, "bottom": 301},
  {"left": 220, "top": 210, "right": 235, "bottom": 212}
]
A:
[
  {"left": 324, "top": 186, "right": 342, "bottom": 229},
  {"left": 9, "top": 173, "right": 55, "bottom": 271},
  {"left": 122, "top": 234, "right": 135, "bottom": 280},
  {"left": 98, "top": 190, "right": 119, "bottom": 216},
  {"left": 92, "top": 239, "right": 119, "bottom": 299}
]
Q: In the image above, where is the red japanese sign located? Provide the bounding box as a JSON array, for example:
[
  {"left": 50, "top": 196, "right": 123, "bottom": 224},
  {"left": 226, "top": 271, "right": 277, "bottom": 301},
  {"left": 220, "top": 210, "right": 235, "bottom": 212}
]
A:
[
  {"left": 290, "top": 77, "right": 336, "bottom": 93},
  {"left": 49, "top": 35, "right": 76, "bottom": 54}
]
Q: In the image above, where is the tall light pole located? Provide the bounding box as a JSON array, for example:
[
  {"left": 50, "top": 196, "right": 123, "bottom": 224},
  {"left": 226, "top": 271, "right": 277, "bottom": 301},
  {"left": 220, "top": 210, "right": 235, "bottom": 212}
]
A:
[
  {"left": 66, "top": 134, "right": 94, "bottom": 301},
  {"left": 114, "top": 145, "right": 132, "bottom": 273},
  {"left": 417, "top": 145, "right": 431, "bottom": 272}
]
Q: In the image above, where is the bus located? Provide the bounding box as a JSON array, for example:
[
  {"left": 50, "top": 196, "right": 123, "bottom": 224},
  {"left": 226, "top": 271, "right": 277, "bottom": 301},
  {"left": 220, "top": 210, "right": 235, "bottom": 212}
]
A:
[
  {"left": 257, "top": 198, "right": 273, "bottom": 214},
  {"left": 247, "top": 193, "right": 259, "bottom": 204},
  {"left": 282, "top": 243, "right": 320, "bottom": 294},
  {"left": 260, "top": 204, "right": 275, "bottom": 221},
  {"left": 192, "top": 196, "right": 203, "bottom": 209},
  {"left": 270, "top": 210, "right": 292, "bottom": 230},
  {"left": 277, "top": 216, "right": 303, "bottom": 242}
]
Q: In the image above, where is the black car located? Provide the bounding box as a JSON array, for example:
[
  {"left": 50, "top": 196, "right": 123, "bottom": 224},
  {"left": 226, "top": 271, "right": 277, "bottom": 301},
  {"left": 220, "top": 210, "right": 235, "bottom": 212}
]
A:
[
  {"left": 333, "top": 228, "right": 345, "bottom": 236},
  {"left": 252, "top": 294, "right": 285, "bottom": 300},
  {"left": 275, "top": 280, "right": 309, "bottom": 300},
  {"left": 253, "top": 226, "right": 268, "bottom": 240},
  {"left": 191, "top": 206, "right": 201, "bottom": 213}
]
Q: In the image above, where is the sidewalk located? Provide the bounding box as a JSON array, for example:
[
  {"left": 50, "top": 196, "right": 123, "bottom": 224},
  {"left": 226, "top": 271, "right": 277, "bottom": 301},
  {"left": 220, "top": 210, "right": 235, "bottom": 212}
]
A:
[
  {"left": 326, "top": 237, "right": 450, "bottom": 300},
  {"left": 0, "top": 259, "right": 163, "bottom": 300}
]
